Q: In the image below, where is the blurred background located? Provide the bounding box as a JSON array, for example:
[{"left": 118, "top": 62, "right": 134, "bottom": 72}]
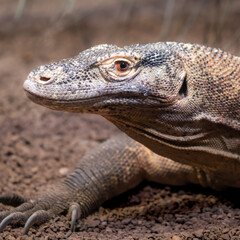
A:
[{"left": 1, "top": 0, "right": 239, "bottom": 61}]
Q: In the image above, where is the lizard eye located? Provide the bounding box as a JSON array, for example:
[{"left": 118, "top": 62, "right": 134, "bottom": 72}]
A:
[
  {"left": 99, "top": 55, "right": 141, "bottom": 82},
  {"left": 115, "top": 61, "right": 130, "bottom": 72}
]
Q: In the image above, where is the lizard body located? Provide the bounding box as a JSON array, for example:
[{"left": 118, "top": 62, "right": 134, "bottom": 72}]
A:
[{"left": 0, "top": 42, "right": 239, "bottom": 234}]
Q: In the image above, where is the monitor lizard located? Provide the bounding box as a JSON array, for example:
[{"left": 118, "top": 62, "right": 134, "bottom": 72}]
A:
[{"left": 0, "top": 42, "right": 239, "bottom": 234}]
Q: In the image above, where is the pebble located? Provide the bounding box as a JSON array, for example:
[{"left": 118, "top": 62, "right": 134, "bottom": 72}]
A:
[
  {"left": 193, "top": 229, "right": 203, "bottom": 238},
  {"left": 122, "top": 218, "right": 131, "bottom": 225},
  {"left": 222, "top": 234, "right": 230, "bottom": 240},
  {"left": 59, "top": 167, "right": 69, "bottom": 175},
  {"left": 87, "top": 219, "right": 101, "bottom": 228},
  {"left": 172, "top": 236, "right": 182, "bottom": 240}
]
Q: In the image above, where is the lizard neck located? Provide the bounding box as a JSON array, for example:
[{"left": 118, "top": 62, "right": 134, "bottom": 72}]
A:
[
  {"left": 105, "top": 105, "right": 240, "bottom": 162},
  {"left": 176, "top": 43, "right": 240, "bottom": 131}
]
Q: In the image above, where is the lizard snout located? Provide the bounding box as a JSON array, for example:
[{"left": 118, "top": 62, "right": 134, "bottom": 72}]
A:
[{"left": 33, "top": 66, "right": 64, "bottom": 85}]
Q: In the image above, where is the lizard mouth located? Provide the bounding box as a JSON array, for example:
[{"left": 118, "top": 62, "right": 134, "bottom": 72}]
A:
[
  {"left": 24, "top": 88, "right": 174, "bottom": 115},
  {"left": 24, "top": 89, "right": 106, "bottom": 113},
  {"left": 24, "top": 90, "right": 129, "bottom": 114}
]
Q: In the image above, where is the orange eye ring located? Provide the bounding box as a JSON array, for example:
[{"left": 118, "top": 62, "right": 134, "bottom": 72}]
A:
[
  {"left": 99, "top": 55, "right": 141, "bottom": 81},
  {"left": 115, "top": 61, "right": 130, "bottom": 72}
]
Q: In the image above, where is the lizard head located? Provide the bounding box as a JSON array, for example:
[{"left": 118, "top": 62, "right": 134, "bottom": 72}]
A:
[{"left": 23, "top": 42, "right": 187, "bottom": 114}]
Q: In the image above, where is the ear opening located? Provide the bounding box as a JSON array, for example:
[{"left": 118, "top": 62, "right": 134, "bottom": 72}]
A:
[{"left": 178, "top": 75, "right": 187, "bottom": 99}]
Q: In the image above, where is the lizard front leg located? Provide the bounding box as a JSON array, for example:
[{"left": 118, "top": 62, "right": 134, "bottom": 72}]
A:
[
  {"left": 0, "top": 134, "right": 147, "bottom": 234},
  {"left": 0, "top": 134, "right": 201, "bottom": 234}
]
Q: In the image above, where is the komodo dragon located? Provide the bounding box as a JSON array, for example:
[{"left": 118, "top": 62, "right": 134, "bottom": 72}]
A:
[{"left": 0, "top": 42, "right": 239, "bottom": 234}]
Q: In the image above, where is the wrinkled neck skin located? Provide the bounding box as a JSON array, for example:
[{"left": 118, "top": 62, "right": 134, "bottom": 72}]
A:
[{"left": 101, "top": 99, "right": 240, "bottom": 171}]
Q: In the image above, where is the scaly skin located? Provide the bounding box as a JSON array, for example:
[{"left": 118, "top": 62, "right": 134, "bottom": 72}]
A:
[{"left": 0, "top": 42, "right": 239, "bottom": 234}]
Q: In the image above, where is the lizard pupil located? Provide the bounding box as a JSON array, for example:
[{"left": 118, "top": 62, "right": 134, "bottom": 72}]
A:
[
  {"left": 115, "top": 61, "right": 130, "bottom": 72},
  {"left": 120, "top": 62, "right": 127, "bottom": 69}
]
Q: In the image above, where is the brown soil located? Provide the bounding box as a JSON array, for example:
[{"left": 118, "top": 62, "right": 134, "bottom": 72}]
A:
[{"left": 0, "top": 1, "right": 240, "bottom": 239}]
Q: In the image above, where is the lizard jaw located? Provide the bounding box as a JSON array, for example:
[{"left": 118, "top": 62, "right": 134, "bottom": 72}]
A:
[{"left": 24, "top": 89, "right": 104, "bottom": 113}]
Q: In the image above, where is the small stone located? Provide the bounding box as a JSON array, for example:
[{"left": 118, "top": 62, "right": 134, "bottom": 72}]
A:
[
  {"left": 59, "top": 167, "right": 69, "bottom": 176},
  {"left": 31, "top": 166, "right": 39, "bottom": 173},
  {"left": 7, "top": 236, "right": 15, "bottom": 240},
  {"left": 172, "top": 236, "right": 182, "bottom": 240},
  {"left": 222, "top": 228, "right": 229, "bottom": 234},
  {"left": 131, "top": 219, "right": 138, "bottom": 225},
  {"left": 176, "top": 217, "right": 185, "bottom": 224},
  {"left": 105, "top": 227, "right": 113, "bottom": 233},
  {"left": 35, "top": 232, "right": 42, "bottom": 237},
  {"left": 193, "top": 229, "right": 203, "bottom": 238},
  {"left": 222, "top": 234, "right": 230, "bottom": 240},
  {"left": 122, "top": 218, "right": 131, "bottom": 225},
  {"left": 88, "top": 219, "right": 101, "bottom": 228}
]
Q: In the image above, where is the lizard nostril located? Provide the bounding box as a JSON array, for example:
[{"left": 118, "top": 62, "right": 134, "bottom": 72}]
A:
[{"left": 40, "top": 76, "right": 51, "bottom": 82}]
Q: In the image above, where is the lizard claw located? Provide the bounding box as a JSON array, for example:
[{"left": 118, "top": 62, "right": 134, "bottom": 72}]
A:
[
  {"left": 0, "top": 212, "right": 24, "bottom": 232},
  {"left": 0, "top": 198, "right": 55, "bottom": 234},
  {"left": 0, "top": 190, "right": 86, "bottom": 234},
  {"left": 0, "top": 201, "right": 35, "bottom": 223},
  {"left": 23, "top": 210, "right": 52, "bottom": 235},
  {"left": 69, "top": 202, "right": 81, "bottom": 232}
]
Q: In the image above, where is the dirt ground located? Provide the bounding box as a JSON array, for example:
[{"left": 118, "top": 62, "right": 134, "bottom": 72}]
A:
[{"left": 0, "top": 1, "right": 240, "bottom": 239}]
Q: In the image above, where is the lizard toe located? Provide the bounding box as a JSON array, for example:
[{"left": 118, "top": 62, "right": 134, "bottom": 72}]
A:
[
  {"left": 0, "top": 201, "right": 36, "bottom": 222},
  {"left": 0, "top": 193, "right": 27, "bottom": 207},
  {"left": 23, "top": 209, "right": 53, "bottom": 235},
  {"left": 0, "top": 199, "right": 56, "bottom": 233},
  {"left": 0, "top": 193, "right": 84, "bottom": 233},
  {"left": 0, "top": 211, "right": 9, "bottom": 222},
  {"left": 0, "top": 212, "right": 25, "bottom": 232}
]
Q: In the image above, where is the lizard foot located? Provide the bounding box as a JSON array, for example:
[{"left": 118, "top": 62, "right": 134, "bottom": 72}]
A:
[
  {"left": 0, "top": 135, "right": 148, "bottom": 235},
  {"left": 0, "top": 194, "right": 81, "bottom": 235}
]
